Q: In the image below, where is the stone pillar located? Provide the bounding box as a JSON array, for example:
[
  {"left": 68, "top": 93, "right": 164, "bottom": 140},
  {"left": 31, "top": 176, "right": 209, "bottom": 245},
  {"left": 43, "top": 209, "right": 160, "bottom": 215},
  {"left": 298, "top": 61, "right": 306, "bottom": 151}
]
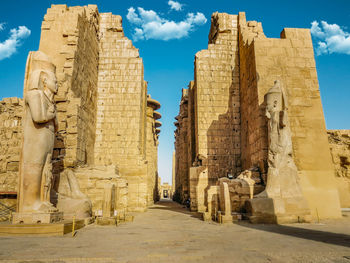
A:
[{"left": 102, "top": 184, "right": 115, "bottom": 218}]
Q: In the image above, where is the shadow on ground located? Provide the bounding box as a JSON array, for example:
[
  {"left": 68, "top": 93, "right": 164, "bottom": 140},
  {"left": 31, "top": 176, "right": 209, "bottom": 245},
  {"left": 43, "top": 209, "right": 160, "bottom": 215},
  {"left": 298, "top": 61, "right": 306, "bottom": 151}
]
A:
[
  {"left": 237, "top": 221, "right": 350, "bottom": 248},
  {"left": 150, "top": 200, "right": 203, "bottom": 219},
  {"left": 152, "top": 200, "right": 350, "bottom": 249}
]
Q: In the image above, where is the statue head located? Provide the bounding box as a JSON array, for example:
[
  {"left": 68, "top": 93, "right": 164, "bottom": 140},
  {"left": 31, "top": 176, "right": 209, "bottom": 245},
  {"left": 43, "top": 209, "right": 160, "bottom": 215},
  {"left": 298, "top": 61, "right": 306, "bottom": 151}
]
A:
[
  {"left": 39, "top": 71, "right": 58, "bottom": 95},
  {"left": 27, "top": 51, "right": 57, "bottom": 95},
  {"left": 265, "top": 80, "right": 282, "bottom": 113}
]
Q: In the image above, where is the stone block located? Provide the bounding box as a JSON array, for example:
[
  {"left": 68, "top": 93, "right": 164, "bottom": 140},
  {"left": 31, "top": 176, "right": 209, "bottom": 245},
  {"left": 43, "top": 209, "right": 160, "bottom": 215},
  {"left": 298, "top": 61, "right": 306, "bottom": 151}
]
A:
[{"left": 12, "top": 212, "right": 64, "bottom": 224}]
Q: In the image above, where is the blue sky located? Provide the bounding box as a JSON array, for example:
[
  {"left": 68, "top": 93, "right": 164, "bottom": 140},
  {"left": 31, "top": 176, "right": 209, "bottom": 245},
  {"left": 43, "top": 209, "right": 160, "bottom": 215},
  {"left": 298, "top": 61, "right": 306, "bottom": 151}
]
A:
[{"left": 1, "top": 0, "right": 349, "bottom": 184}]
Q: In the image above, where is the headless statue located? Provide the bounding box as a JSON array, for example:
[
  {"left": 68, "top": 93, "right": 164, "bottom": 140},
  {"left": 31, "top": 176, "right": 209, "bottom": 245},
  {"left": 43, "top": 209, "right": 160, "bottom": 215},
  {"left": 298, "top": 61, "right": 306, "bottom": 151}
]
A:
[{"left": 18, "top": 51, "right": 58, "bottom": 213}]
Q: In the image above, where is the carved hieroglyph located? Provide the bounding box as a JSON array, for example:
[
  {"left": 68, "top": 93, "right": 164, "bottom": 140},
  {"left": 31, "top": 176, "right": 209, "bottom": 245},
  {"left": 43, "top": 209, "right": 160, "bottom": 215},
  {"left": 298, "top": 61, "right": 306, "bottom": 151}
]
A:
[
  {"left": 247, "top": 81, "right": 311, "bottom": 223},
  {"left": 17, "top": 51, "right": 58, "bottom": 213}
]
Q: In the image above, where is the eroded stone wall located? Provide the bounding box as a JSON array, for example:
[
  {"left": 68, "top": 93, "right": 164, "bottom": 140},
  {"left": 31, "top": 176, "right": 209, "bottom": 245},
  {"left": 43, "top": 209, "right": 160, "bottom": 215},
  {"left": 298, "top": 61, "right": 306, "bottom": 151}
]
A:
[
  {"left": 194, "top": 13, "right": 241, "bottom": 179},
  {"left": 0, "top": 98, "right": 23, "bottom": 193},
  {"left": 328, "top": 130, "right": 350, "bottom": 207},
  {"left": 146, "top": 96, "right": 161, "bottom": 205},
  {"left": 94, "top": 13, "right": 145, "bottom": 167},
  {"left": 39, "top": 4, "right": 100, "bottom": 170},
  {"left": 73, "top": 166, "right": 128, "bottom": 214},
  {"left": 174, "top": 89, "right": 189, "bottom": 203},
  {"left": 238, "top": 19, "right": 266, "bottom": 177},
  {"left": 178, "top": 13, "right": 241, "bottom": 210},
  {"left": 94, "top": 13, "right": 152, "bottom": 212}
]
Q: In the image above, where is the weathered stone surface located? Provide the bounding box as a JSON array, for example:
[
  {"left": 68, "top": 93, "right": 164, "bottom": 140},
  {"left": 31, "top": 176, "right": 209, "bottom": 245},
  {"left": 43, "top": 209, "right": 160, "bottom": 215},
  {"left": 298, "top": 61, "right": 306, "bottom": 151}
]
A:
[
  {"left": 328, "top": 130, "right": 350, "bottom": 207},
  {"left": 72, "top": 166, "right": 128, "bottom": 215},
  {"left": 0, "top": 98, "right": 23, "bottom": 193}
]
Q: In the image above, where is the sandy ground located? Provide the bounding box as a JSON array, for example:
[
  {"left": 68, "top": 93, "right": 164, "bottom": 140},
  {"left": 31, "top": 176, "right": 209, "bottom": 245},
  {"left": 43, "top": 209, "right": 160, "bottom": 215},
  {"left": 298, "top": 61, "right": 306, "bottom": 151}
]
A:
[{"left": 0, "top": 200, "right": 350, "bottom": 263}]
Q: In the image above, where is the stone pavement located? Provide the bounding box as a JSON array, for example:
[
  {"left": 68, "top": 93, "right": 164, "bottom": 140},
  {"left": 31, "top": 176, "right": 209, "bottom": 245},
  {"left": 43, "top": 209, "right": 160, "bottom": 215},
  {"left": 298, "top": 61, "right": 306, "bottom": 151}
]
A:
[{"left": 0, "top": 200, "right": 350, "bottom": 263}]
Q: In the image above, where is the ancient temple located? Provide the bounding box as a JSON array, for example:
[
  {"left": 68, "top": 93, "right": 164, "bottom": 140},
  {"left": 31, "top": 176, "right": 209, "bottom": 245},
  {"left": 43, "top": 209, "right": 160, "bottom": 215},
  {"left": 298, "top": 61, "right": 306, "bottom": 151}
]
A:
[
  {"left": 0, "top": 5, "right": 349, "bottom": 227},
  {"left": 174, "top": 12, "right": 349, "bottom": 222}
]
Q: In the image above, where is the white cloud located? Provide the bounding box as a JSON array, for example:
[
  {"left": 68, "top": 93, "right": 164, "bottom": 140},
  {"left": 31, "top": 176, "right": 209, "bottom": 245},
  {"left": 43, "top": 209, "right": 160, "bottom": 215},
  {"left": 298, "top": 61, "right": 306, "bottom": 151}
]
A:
[
  {"left": 311, "top": 20, "right": 350, "bottom": 55},
  {"left": 186, "top": 12, "right": 207, "bottom": 25},
  {"left": 126, "top": 6, "right": 207, "bottom": 41},
  {"left": 0, "top": 26, "right": 31, "bottom": 61},
  {"left": 133, "top": 28, "right": 145, "bottom": 41},
  {"left": 0, "top": 22, "right": 5, "bottom": 31},
  {"left": 168, "top": 0, "right": 182, "bottom": 11},
  {"left": 126, "top": 7, "right": 142, "bottom": 25},
  {"left": 138, "top": 7, "right": 162, "bottom": 24}
]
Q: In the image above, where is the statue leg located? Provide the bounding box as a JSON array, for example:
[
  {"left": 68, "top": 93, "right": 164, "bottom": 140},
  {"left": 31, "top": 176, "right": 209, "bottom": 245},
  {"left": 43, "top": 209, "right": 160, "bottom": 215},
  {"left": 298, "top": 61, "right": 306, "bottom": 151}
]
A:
[{"left": 22, "top": 163, "right": 43, "bottom": 212}]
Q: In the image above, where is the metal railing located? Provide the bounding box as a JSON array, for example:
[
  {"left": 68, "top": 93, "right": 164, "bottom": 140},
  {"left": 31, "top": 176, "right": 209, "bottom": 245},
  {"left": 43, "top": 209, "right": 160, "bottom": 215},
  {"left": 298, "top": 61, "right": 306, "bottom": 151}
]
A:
[{"left": 0, "top": 201, "right": 16, "bottom": 222}]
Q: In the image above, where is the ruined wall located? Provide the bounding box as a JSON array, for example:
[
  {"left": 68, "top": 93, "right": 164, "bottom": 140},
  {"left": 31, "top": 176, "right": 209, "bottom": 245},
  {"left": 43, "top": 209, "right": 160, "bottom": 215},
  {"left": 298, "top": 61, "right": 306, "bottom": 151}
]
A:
[
  {"left": 179, "top": 13, "right": 241, "bottom": 211},
  {"left": 328, "top": 130, "right": 350, "bottom": 207},
  {"left": 73, "top": 166, "right": 128, "bottom": 214},
  {"left": 174, "top": 89, "right": 189, "bottom": 203},
  {"left": 238, "top": 19, "right": 266, "bottom": 177},
  {"left": 39, "top": 4, "right": 100, "bottom": 170},
  {"left": 146, "top": 96, "right": 161, "bottom": 206},
  {"left": 0, "top": 98, "right": 23, "bottom": 193},
  {"left": 194, "top": 12, "right": 241, "bottom": 181},
  {"left": 187, "top": 81, "right": 196, "bottom": 180},
  {"left": 238, "top": 12, "right": 341, "bottom": 219},
  {"left": 94, "top": 13, "right": 153, "bottom": 212},
  {"left": 172, "top": 151, "right": 176, "bottom": 194},
  {"left": 95, "top": 13, "right": 145, "bottom": 167}
]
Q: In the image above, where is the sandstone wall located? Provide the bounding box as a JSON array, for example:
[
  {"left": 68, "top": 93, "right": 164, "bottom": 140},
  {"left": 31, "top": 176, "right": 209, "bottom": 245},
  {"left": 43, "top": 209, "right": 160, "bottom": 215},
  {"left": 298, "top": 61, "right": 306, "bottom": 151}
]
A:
[
  {"left": 172, "top": 151, "right": 175, "bottom": 194},
  {"left": 73, "top": 166, "right": 128, "bottom": 214},
  {"left": 328, "top": 130, "right": 350, "bottom": 207},
  {"left": 94, "top": 13, "right": 159, "bottom": 212},
  {"left": 180, "top": 13, "right": 241, "bottom": 211},
  {"left": 39, "top": 4, "right": 100, "bottom": 170},
  {"left": 0, "top": 98, "right": 23, "bottom": 193},
  {"left": 194, "top": 13, "right": 241, "bottom": 180},
  {"left": 238, "top": 19, "right": 266, "bottom": 177},
  {"left": 94, "top": 13, "right": 145, "bottom": 167},
  {"left": 238, "top": 12, "right": 341, "bottom": 219},
  {"left": 146, "top": 96, "right": 161, "bottom": 205},
  {"left": 174, "top": 89, "right": 189, "bottom": 203}
]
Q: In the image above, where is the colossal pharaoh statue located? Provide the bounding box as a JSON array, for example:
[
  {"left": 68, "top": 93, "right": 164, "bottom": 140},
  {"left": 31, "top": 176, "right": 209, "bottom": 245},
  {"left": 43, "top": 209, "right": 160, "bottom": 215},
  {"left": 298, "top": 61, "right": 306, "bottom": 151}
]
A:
[
  {"left": 247, "top": 80, "right": 311, "bottom": 223},
  {"left": 13, "top": 51, "right": 63, "bottom": 224}
]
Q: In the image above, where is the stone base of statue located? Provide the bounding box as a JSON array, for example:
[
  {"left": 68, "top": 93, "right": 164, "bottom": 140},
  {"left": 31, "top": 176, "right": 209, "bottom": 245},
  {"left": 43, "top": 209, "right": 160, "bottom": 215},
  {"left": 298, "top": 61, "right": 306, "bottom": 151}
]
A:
[
  {"left": 0, "top": 218, "right": 85, "bottom": 236},
  {"left": 216, "top": 211, "right": 242, "bottom": 224},
  {"left": 246, "top": 196, "right": 312, "bottom": 224},
  {"left": 12, "top": 211, "right": 63, "bottom": 224}
]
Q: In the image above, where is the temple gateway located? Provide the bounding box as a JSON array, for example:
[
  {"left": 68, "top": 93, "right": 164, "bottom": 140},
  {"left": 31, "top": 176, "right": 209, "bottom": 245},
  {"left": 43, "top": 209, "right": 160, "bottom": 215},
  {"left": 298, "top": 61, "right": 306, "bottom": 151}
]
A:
[{"left": 0, "top": 5, "right": 349, "bottom": 232}]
